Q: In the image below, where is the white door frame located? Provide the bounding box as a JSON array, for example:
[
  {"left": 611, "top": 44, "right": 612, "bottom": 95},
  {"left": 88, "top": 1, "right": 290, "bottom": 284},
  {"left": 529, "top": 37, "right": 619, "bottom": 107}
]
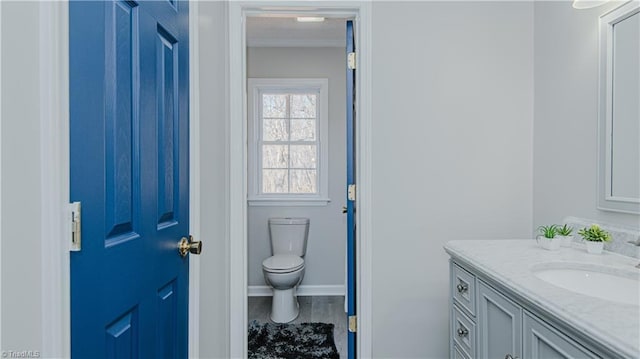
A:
[
  {"left": 187, "top": 1, "right": 202, "bottom": 357},
  {"left": 39, "top": 1, "right": 201, "bottom": 356},
  {"left": 227, "top": 1, "right": 373, "bottom": 357},
  {"left": 40, "top": 2, "right": 70, "bottom": 356}
]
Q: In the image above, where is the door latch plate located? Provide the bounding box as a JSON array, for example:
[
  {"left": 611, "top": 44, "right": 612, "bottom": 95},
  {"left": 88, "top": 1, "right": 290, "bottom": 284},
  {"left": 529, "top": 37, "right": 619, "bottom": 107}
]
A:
[
  {"left": 348, "top": 315, "right": 357, "bottom": 332},
  {"left": 70, "top": 202, "right": 81, "bottom": 251},
  {"left": 348, "top": 184, "right": 356, "bottom": 201}
]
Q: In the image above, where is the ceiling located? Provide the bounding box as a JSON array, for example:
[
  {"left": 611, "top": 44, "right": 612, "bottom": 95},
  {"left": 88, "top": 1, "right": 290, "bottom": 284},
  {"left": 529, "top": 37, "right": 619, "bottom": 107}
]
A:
[{"left": 246, "top": 16, "right": 348, "bottom": 48}]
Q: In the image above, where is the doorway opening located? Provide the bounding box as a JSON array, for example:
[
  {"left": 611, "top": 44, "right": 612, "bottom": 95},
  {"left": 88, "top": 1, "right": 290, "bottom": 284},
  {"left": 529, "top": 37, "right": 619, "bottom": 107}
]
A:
[
  {"left": 244, "top": 14, "right": 351, "bottom": 358},
  {"left": 227, "top": 3, "right": 372, "bottom": 358}
]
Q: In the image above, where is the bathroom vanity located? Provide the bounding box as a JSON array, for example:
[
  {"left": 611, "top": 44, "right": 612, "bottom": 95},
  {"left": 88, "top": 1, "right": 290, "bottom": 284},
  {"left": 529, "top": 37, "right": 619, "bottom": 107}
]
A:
[{"left": 445, "top": 240, "right": 640, "bottom": 359}]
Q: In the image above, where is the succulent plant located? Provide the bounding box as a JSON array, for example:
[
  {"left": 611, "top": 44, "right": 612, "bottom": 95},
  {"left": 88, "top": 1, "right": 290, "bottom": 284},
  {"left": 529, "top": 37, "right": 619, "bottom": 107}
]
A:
[
  {"left": 537, "top": 224, "right": 558, "bottom": 239},
  {"left": 578, "top": 224, "right": 611, "bottom": 242},
  {"left": 556, "top": 224, "right": 574, "bottom": 236}
]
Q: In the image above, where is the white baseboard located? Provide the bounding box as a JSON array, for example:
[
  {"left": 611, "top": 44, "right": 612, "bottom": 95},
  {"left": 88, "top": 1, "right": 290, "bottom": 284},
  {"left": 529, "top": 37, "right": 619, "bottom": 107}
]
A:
[{"left": 248, "top": 285, "right": 345, "bottom": 297}]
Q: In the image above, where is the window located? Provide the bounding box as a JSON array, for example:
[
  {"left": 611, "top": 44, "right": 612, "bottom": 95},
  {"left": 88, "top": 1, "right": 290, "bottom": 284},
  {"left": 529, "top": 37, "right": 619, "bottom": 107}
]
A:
[{"left": 248, "top": 79, "right": 329, "bottom": 205}]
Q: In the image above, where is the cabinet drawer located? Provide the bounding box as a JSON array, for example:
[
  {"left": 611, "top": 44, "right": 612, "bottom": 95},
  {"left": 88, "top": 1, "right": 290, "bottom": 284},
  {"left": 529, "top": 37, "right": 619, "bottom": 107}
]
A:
[
  {"left": 452, "top": 263, "right": 476, "bottom": 317},
  {"left": 453, "top": 304, "right": 476, "bottom": 358}
]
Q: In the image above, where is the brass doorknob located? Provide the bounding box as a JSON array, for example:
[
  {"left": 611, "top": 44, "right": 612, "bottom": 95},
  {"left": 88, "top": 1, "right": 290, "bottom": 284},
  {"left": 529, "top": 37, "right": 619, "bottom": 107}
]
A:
[{"left": 178, "top": 236, "right": 202, "bottom": 258}]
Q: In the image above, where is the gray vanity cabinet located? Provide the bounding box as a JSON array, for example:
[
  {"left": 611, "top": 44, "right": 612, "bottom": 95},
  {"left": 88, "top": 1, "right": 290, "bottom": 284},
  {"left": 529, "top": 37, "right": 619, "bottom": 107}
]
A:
[
  {"left": 450, "top": 260, "right": 602, "bottom": 359},
  {"left": 477, "top": 280, "right": 522, "bottom": 359}
]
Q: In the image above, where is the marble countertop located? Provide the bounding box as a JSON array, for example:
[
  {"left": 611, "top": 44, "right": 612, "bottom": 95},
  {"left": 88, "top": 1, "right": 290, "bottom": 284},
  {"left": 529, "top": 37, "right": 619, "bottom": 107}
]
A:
[{"left": 444, "top": 239, "right": 640, "bottom": 359}]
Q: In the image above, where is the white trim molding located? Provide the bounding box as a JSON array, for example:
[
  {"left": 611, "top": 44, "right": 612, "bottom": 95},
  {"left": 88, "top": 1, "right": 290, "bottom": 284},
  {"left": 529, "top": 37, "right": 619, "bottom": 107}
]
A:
[
  {"left": 188, "top": 1, "right": 201, "bottom": 357},
  {"left": 248, "top": 285, "right": 346, "bottom": 297},
  {"left": 39, "top": 1, "right": 71, "bottom": 357},
  {"left": 354, "top": 3, "right": 373, "bottom": 358},
  {"left": 227, "top": 3, "right": 248, "bottom": 358},
  {"left": 228, "top": 2, "right": 372, "bottom": 358}
]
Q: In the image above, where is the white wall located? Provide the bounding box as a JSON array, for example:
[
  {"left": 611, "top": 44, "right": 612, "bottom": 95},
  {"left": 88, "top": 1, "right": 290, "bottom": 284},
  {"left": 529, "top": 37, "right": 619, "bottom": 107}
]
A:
[
  {"left": 370, "top": 2, "right": 534, "bottom": 357},
  {"left": 196, "top": 1, "right": 230, "bottom": 358},
  {"left": 246, "top": 47, "right": 347, "bottom": 290},
  {"left": 0, "top": 1, "right": 43, "bottom": 352},
  {"left": 533, "top": 1, "right": 640, "bottom": 229}
]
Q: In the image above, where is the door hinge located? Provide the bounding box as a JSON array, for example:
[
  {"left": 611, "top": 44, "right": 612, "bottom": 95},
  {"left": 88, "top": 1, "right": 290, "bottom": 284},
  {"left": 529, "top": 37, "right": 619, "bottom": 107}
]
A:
[
  {"left": 347, "top": 52, "right": 356, "bottom": 70},
  {"left": 69, "top": 202, "right": 81, "bottom": 252},
  {"left": 348, "top": 315, "right": 357, "bottom": 333},
  {"left": 348, "top": 184, "right": 356, "bottom": 201}
]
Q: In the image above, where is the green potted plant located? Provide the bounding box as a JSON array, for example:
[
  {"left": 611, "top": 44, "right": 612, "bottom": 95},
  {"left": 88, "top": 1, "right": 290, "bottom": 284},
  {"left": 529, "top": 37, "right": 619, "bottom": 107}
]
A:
[
  {"left": 556, "top": 224, "right": 574, "bottom": 247},
  {"left": 578, "top": 224, "right": 611, "bottom": 254},
  {"left": 536, "top": 224, "right": 561, "bottom": 251}
]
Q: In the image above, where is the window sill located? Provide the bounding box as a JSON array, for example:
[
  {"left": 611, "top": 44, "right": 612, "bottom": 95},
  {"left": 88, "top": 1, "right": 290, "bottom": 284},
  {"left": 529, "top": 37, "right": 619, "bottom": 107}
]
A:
[{"left": 248, "top": 197, "right": 331, "bottom": 207}]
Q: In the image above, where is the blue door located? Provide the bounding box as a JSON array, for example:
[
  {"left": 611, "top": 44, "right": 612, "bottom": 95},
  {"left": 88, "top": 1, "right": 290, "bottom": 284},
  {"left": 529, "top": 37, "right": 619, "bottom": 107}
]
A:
[
  {"left": 346, "top": 19, "right": 357, "bottom": 359},
  {"left": 70, "top": 1, "right": 191, "bottom": 357}
]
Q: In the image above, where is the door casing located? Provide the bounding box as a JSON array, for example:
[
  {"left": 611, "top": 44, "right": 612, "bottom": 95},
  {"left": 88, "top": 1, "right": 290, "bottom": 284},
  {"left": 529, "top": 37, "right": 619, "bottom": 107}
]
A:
[
  {"left": 37, "top": 1, "right": 202, "bottom": 357},
  {"left": 227, "top": 2, "right": 373, "bottom": 358}
]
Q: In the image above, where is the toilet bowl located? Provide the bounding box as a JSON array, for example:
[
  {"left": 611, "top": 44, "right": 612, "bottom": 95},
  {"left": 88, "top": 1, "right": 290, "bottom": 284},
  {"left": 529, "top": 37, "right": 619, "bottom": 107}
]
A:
[
  {"left": 262, "top": 217, "right": 310, "bottom": 323},
  {"left": 262, "top": 254, "right": 305, "bottom": 322}
]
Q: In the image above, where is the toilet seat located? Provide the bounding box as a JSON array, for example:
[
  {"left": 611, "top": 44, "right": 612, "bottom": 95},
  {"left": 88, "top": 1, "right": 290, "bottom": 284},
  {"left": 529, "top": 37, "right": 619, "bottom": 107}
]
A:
[{"left": 262, "top": 254, "right": 304, "bottom": 273}]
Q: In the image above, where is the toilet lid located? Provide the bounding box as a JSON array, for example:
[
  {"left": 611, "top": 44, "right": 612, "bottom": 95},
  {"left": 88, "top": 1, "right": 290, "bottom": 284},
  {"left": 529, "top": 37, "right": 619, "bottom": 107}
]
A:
[{"left": 262, "top": 255, "right": 304, "bottom": 272}]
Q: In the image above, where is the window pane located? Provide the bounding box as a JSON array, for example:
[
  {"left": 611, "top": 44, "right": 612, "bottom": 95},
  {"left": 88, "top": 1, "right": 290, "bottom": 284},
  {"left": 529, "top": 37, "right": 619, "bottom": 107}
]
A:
[
  {"left": 263, "top": 94, "right": 287, "bottom": 118},
  {"left": 290, "top": 120, "right": 316, "bottom": 141},
  {"left": 290, "top": 145, "right": 317, "bottom": 168},
  {"left": 290, "top": 170, "right": 317, "bottom": 193},
  {"left": 262, "top": 145, "right": 289, "bottom": 168},
  {"left": 263, "top": 119, "right": 288, "bottom": 141},
  {"left": 263, "top": 170, "right": 288, "bottom": 193},
  {"left": 291, "top": 94, "right": 316, "bottom": 118}
]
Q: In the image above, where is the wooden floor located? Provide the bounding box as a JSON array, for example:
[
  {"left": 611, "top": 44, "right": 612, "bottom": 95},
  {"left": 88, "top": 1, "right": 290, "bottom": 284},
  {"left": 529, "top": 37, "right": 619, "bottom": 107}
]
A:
[{"left": 248, "top": 295, "right": 348, "bottom": 358}]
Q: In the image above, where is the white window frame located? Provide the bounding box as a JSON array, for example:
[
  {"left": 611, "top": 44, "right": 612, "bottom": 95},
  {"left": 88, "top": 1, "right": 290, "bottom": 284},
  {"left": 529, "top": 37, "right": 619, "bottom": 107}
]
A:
[{"left": 248, "top": 78, "right": 329, "bottom": 206}]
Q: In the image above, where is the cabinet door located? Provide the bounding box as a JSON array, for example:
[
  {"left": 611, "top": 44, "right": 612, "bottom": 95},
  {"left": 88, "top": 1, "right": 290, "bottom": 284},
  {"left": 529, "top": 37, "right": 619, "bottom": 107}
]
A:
[
  {"left": 478, "top": 280, "right": 522, "bottom": 359},
  {"left": 454, "top": 345, "right": 471, "bottom": 359},
  {"left": 523, "top": 312, "right": 599, "bottom": 359}
]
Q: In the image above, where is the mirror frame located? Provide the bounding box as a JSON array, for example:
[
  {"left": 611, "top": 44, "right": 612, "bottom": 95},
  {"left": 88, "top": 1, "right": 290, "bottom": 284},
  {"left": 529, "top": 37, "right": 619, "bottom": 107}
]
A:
[{"left": 598, "top": 0, "right": 640, "bottom": 214}]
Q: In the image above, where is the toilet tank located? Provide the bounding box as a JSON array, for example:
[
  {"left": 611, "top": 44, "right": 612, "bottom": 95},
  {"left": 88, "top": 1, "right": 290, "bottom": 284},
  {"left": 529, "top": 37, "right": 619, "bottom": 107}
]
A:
[{"left": 268, "top": 217, "right": 310, "bottom": 256}]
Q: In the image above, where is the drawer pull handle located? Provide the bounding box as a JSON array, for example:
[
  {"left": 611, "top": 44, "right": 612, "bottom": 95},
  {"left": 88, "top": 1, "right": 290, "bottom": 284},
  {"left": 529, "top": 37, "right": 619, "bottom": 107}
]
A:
[
  {"left": 505, "top": 355, "right": 519, "bottom": 359},
  {"left": 456, "top": 327, "right": 469, "bottom": 337},
  {"left": 456, "top": 282, "right": 469, "bottom": 293}
]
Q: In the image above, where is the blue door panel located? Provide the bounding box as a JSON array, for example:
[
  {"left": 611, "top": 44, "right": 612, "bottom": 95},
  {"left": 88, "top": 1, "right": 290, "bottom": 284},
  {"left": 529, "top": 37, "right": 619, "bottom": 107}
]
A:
[
  {"left": 105, "top": 0, "right": 141, "bottom": 245},
  {"left": 106, "top": 309, "right": 139, "bottom": 359},
  {"left": 157, "top": 281, "right": 178, "bottom": 358},
  {"left": 156, "top": 26, "right": 179, "bottom": 227},
  {"left": 70, "top": 1, "right": 189, "bottom": 357}
]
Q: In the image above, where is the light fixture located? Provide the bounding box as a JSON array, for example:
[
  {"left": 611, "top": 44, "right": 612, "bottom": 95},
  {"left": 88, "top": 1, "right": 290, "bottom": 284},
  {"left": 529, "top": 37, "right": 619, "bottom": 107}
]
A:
[
  {"left": 296, "top": 16, "right": 325, "bottom": 23},
  {"left": 572, "top": 0, "right": 612, "bottom": 9}
]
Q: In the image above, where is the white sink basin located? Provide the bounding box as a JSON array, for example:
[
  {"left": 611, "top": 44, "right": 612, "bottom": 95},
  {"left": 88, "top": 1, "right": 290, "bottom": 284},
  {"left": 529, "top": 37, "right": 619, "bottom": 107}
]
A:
[{"left": 533, "top": 264, "right": 640, "bottom": 306}]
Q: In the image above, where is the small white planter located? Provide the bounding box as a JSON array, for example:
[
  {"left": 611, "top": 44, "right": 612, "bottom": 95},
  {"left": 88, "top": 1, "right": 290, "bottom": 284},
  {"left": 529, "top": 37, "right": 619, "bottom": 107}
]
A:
[
  {"left": 557, "top": 235, "right": 574, "bottom": 247},
  {"left": 536, "top": 236, "right": 561, "bottom": 251},
  {"left": 585, "top": 241, "right": 604, "bottom": 254}
]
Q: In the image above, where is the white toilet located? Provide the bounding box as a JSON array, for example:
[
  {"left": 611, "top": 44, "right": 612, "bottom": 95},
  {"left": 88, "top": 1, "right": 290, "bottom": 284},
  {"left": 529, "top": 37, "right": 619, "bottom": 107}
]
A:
[{"left": 262, "top": 217, "right": 310, "bottom": 323}]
